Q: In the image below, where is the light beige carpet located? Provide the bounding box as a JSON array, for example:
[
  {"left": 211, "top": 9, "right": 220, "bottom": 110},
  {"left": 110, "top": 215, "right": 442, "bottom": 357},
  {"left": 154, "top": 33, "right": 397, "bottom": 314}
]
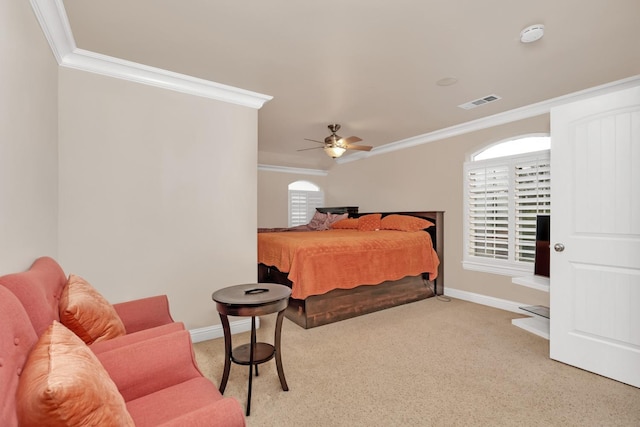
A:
[{"left": 193, "top": 298, "right": 640, "bottom": 427}]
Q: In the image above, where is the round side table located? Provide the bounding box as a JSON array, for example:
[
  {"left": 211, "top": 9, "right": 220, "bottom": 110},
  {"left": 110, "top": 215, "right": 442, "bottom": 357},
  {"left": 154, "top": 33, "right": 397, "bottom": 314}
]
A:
[{"left": 212, "top": 283, "right": 291, "bottom": 416}]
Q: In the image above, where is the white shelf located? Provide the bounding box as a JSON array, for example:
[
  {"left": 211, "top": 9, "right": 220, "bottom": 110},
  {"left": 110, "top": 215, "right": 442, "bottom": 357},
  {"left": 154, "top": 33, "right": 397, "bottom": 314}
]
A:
[
  {"left": 512, "top": 275, "right": 550, "bottom": 292},
  {"left": 511, "top": 276, "right": 550, "bottom": 339},
  {"left": 512, "top": 316, "right": 549, "bottom": 340}
]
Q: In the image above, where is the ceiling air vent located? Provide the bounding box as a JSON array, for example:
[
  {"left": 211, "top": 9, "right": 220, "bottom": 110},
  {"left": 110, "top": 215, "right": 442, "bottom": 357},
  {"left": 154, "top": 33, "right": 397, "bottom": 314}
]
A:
[{"left": 458, "top": 94, "right": 502, "bottom": 110}]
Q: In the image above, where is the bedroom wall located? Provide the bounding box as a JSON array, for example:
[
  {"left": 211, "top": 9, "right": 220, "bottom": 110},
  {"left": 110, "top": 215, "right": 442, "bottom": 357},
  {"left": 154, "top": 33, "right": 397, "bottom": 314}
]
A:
[
  {"left": 0, "top": 0, "right": 59, "bottom": 273},
  {"left": 258, "top": 169, "right": 328, "bottom": 227},
  {"left": 324, "top": 115, "right": 551, "bottom": 307},
  {"left": 58, "top": 68, "right": 258, "bottom": 329}
]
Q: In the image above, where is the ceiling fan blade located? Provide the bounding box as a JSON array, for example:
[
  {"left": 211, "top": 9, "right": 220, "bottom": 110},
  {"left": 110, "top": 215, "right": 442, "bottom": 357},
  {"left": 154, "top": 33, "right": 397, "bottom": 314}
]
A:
[
  {"left": 341, "top": 136, "right": 362, "bottom": 144},
  {"left": 304, "top": 138, "right": 325, "bottom": 144},
  {"left": 346, "top": 144, "right": 373, "bottom": 152},
  {"left": 297, "top": 146, "right": 323, "bottom": 152}
]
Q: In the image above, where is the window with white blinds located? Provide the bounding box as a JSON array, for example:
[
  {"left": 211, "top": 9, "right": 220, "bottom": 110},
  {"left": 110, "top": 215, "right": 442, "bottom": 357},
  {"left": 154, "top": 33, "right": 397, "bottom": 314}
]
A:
[
  {"left": 467, "top": 164, "right": 510, "bottom": 261},
  {"left": 464, "top": 145, "right": 550, "bottom": 276},
  {"left": 288, "top": 181, "right": 324, "bottom": 227},
  {"left": 514, "top": 155, "right": 551, "bottom": 263}
]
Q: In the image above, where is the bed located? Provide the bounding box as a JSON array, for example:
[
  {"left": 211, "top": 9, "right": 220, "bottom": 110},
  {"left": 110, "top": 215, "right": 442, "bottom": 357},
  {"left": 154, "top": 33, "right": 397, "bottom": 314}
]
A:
[{"left": 258, "top": 210, "right": 444, "bottom": 328}]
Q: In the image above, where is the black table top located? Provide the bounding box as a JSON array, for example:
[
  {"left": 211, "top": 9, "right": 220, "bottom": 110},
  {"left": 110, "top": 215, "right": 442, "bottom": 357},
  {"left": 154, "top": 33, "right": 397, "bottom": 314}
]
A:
[{"left": 212, "top": 283, "right": 291, "bottom": 306}]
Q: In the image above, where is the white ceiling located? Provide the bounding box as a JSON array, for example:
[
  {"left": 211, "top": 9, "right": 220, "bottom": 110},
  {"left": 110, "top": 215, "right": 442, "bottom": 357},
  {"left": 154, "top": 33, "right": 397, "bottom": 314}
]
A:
[{"left": 61, "top": 0, "right": 640, "bottom": 170}]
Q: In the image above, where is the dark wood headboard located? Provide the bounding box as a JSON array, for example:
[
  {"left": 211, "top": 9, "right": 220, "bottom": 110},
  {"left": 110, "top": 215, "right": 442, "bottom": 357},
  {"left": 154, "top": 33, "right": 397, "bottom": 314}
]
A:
[{"left": 316, "top": 206, "right": 359, "bottom": 216}]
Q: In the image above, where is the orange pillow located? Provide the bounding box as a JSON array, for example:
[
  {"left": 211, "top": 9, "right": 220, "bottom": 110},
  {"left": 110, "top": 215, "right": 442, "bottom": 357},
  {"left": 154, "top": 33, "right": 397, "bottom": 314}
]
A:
[
  {"left": 331, "top": 218, "right": 359, "bottom": 229},
  {"left": 358, "top": 213, "right": 382, "bottom": 231},
  {"left": 326, "top": 212, "right": 348, "bottom": 226},
  {"left": 59, "top": 275, "right": 126, "bottom": 345},
  {"left": 16, "top": 321, "right": 135, "bottom": 427},
  {"left": 380, "top": 214, "right": 435, "bottom": 231}
]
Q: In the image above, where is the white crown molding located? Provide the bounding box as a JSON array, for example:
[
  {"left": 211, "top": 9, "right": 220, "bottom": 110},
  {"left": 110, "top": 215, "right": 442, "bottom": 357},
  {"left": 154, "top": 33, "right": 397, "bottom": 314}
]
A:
[
  {"left": 30, "top": 0, "right": 76, "bottom": 62},
  {"left": 258, "top": 164, "right": 329, "bottom": 176},
  {"left": 337, "top": 74, "right": 640, "bottom": 164},
  {"left": 63, "top": 49, "right": 273, "bottom": 109},
  {"left": 29, "top": 0, "right": 272, "bottom": 109}
]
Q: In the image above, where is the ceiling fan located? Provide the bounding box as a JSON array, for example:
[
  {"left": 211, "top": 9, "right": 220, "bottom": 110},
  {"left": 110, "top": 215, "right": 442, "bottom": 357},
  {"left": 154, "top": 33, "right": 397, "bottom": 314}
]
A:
[{"left": 298, "top": 124, "right": 373, "bottom": 158}]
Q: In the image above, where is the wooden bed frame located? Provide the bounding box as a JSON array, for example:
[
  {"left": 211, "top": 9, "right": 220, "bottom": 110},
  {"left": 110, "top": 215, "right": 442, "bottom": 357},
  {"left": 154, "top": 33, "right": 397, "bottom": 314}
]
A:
[{"left": 257, "top": 211, "right": 444, "bottom": 329}]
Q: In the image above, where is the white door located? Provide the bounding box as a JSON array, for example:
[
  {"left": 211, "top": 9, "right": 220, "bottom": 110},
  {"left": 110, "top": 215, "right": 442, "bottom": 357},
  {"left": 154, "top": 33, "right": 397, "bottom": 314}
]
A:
[{"left": 550, "top": 85, "right": 640, "bottom": 388}]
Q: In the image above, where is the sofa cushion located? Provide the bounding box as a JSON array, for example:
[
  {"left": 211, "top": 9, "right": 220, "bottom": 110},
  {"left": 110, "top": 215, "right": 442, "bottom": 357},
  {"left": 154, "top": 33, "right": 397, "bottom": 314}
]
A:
[
  {"left": 59, "top": 275, "right": 126, "bottom": 344},
  {"left": 125, "top": 377, "right": 243, "bottom": 427},
  {"left": 16, "top": 321, "right": 135, "bottom": 427},
  {"left": 113, "top": 295, "right": 176, "bottom": 334}
]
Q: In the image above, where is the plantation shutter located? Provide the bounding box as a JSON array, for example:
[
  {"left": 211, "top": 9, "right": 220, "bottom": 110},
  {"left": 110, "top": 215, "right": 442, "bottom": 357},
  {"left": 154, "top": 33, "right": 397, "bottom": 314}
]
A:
[
  {"left": 288, "top": 190, "right": 324, "bottom": 226},
  {"left": 514, "top": 154, "right": 551, "bottom": 262},
  {"left": 289, "top": 190, "right": 307, "bottom": 226},
  {"left": 465, "top": 149, "right": 551, "bottom": 269},
  {"left": 467, "top": 165, "right": 510, "bottom": 260}
]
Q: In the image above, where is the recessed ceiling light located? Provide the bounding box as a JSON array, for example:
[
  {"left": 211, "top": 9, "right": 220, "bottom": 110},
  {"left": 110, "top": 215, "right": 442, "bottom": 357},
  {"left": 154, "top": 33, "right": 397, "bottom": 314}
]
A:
[
  {"left": 520, "top": 24, "right": 545, "bottom": 43},
  {"left": 436, "top": 77, "right": 458, "bottom": 87}
]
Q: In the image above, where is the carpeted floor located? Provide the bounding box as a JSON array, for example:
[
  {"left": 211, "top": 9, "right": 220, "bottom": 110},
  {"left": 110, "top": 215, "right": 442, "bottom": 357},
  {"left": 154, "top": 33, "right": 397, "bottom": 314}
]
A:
[{"left": 193, "top": 297, "right": 640, "bottom": 426}]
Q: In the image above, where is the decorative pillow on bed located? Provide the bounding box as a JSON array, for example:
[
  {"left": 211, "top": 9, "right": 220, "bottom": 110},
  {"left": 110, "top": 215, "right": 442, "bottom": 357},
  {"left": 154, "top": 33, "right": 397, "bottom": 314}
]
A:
[
  {"left": 326, "top": 212, "right": 348, "bottom": 226},
  {"left": 308, "top": 211, "right": 349, "bottom": 230},
  {"left": 16, "top": 320, "right": 135, "bottom": 427},
  {"left": 307, "top": 211, "right": 329, "bottom": 230},
  {"left": 358, "top": 213, "right": 382, "bottom": 231},
  {"left": 330, "top": 218, "right": 359, "bottom": 229},
  {"left": 59, "top": 275, "right": 126, "bottom": 345},
  {"left": 380, "top": 214, "right": 435, "bottom": 231}
]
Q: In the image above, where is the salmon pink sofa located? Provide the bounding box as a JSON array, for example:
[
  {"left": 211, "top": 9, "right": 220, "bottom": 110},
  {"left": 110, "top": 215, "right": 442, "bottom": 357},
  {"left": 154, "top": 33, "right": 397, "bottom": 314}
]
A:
[{"left": 0, "top": 257, "right": 245, "bottom": 426}]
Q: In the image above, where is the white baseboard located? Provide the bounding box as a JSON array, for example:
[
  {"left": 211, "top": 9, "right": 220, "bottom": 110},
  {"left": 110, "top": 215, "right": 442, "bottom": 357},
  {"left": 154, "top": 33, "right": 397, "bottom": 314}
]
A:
[
  {"left": 190, "top": 290, "right": 532, "bottom": 343},
  {"left": 444, "top": 287, "right": 532, "bottom": 315},
  {"left": 444, "top": 288, "right": 550, "bottom": 339},
  {"left": 189, "top": 317, "right": 260, "bottom": 344}
]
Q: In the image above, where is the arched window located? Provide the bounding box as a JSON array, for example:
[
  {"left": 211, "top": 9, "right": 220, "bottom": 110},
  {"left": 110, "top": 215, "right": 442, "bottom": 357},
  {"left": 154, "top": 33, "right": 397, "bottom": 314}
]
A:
[
  {"left": 288, "top": 180, "right": 325, "bottom": 226},
  {"left": 472, "top": 135, "right": 550, "bottom": 160},
  {"left": 463, "top": 135, "right": 551, "bottom": 276}
]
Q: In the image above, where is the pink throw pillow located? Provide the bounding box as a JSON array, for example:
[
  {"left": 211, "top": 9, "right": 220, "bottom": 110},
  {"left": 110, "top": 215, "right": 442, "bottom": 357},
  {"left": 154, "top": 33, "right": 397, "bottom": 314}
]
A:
[
  {"left": 59, "top": 275, "right": 126, "bottom": 344},
  {"left": 16, "top": 321, "right": 135, "bottom": 426}
]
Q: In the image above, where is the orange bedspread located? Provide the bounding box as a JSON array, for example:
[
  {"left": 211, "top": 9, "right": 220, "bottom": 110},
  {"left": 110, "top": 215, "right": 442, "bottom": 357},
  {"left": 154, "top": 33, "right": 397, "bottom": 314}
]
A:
[{"left": 258, "top": 229, "right": 439, "bottom": 299}]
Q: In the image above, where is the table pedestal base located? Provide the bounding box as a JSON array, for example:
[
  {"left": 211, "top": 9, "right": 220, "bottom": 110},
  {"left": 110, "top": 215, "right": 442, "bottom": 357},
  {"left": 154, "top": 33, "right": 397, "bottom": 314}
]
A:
[{"left": 214, "top": 284, "right": 290, "bottom": 417}]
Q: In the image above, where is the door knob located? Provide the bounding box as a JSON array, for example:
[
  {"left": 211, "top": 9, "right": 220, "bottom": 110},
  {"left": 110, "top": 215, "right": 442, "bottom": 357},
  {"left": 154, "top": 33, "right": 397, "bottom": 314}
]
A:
[{"left": 554, "top": 243, "right": 565, "bottom": 252}]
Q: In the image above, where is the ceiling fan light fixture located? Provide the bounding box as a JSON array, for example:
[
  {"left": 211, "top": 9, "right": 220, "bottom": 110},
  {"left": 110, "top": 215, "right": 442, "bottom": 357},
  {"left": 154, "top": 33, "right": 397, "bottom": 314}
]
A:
[
  {"left": 302, "top": 123, "right": 371, "bottom": 158},
  {"left": 324, "top": 146, "right": 347, "bottom": 158}
]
